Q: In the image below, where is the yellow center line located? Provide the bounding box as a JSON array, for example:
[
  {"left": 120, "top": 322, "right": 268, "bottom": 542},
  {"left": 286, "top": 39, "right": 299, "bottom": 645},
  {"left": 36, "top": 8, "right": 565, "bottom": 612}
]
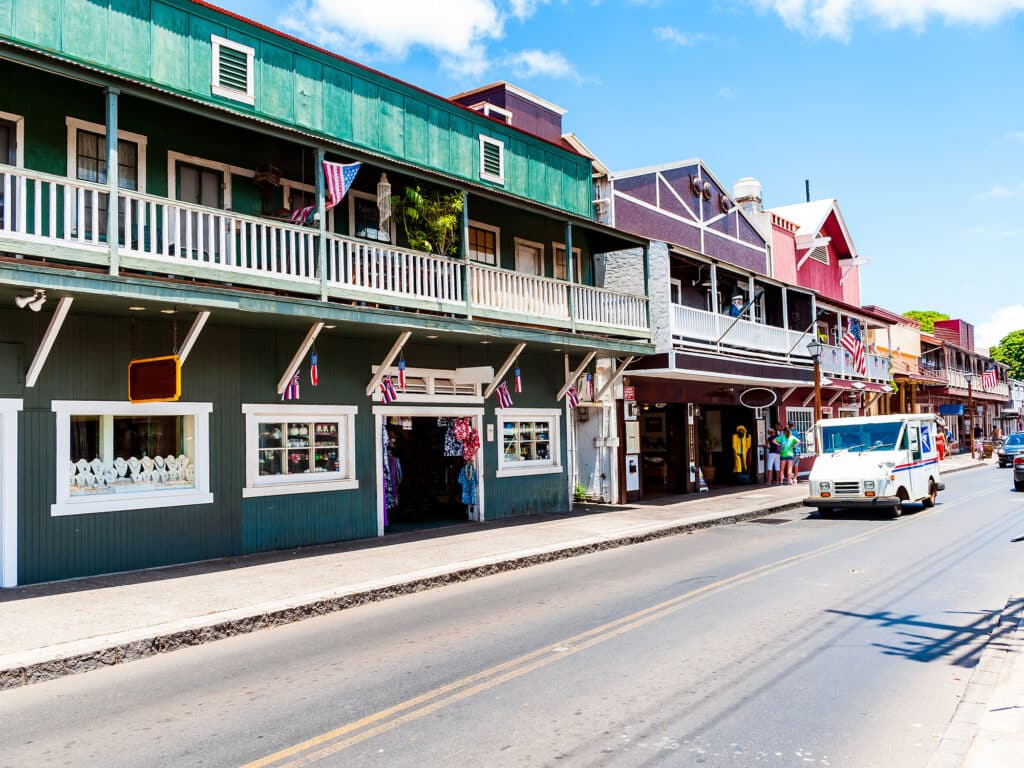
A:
[{"left": 243, "top": 495, "right": 971, "bottom": 768}]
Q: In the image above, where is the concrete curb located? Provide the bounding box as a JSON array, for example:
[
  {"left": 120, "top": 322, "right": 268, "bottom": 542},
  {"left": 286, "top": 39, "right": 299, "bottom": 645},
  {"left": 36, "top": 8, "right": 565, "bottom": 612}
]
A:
[
  {"left": 927, "top": 595, "right": 1024, "bottom": 768},
  {"left": 0, "top": 499, "right": 805, "bottom": 691}
]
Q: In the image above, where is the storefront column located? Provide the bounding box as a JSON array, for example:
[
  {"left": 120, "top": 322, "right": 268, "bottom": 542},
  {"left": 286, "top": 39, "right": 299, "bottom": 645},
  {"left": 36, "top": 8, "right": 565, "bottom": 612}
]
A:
[
  {"left": 709, "top": 263, "right": 719, "bottom": 313},
  {"left": 106, "top": 87, "right": 119, "bottom": 276},
  {"left": 0, "top": 399, "right": 22, "bottom": 587},
  {"left": 781, "top": 286, "right": 789, "bottom": 330}
]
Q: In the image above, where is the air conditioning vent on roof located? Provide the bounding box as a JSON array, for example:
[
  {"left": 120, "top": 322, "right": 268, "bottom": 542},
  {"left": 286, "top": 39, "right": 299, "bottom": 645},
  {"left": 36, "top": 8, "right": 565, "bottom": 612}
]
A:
[
  {"left": 480, "top": 135, "right": 505, "bottom": 185},
  {"left": 211, "top": 35, "right": 255, "bottom": 106}
]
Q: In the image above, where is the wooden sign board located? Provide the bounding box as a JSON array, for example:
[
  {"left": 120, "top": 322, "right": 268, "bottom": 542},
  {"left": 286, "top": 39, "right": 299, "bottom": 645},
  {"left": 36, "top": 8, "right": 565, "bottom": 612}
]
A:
[{"left": 129, "top": 355, "right": 181, "bottom": 403}]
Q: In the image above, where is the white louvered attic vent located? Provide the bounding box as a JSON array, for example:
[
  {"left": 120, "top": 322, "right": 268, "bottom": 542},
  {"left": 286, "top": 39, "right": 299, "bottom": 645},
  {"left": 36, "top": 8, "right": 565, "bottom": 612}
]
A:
[
  {"left": 211, "top": 35, "right": 255, "bottom": 106},
  {"left": 809, "top": 245, "right": 829, "bottom": 265},
  {"left": 479, "top": 135, "right": 505, "bottom": 185}
]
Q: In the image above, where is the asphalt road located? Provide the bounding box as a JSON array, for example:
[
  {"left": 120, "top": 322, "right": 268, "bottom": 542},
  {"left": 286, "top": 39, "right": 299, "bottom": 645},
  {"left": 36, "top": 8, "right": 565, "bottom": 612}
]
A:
[{"left": 2, "top": 465, "right": 1021, "bottom": 768}]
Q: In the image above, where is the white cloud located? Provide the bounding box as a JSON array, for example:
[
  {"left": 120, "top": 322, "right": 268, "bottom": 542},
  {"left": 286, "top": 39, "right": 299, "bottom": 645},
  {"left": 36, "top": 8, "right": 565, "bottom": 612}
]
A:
[
  {"left": 977, "top": 305, "right": 1024, "bottom": 347},
  {"left": 502, "top": 49, "right": 586, "bottom": 81},
  {"left": 750, "top": 0, "right": 1024, "bottom": 40},
  {"left": 509, "top": 0, "right": 551, "bottom": 19},
  {"left": 978, "top": 183, "right": 1024, "bottom": 200},
  {"left": 1007, "top": 131, "right": 1024, "bottom": 143},
  {"left": 719, "top": 86, "right": 735, "bottom": 99},
  {"left": 653, "top": 26, "right": 712, "bottom": 46}
]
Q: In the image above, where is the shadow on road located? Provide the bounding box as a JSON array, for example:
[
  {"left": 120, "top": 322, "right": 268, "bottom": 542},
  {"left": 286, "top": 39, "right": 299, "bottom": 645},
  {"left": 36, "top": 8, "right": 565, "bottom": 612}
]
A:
[{"left": 825, "top": 597, "right": 1024, "bottom": 668}]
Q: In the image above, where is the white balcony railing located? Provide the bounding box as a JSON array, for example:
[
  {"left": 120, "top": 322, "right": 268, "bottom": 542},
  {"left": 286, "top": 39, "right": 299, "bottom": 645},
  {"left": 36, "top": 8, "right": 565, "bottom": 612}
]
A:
[
  {"left": 670, "top": 304, "right": 810, "bottom": 358},
  {"left": 946, "top": 370, "right": 1010, "bottom": 397},
  {"left": 817, "top": 343, "right": 890, "bottom": 381},
  {"left": 0, "top": 164, "right": 649, "bottom": 337}
]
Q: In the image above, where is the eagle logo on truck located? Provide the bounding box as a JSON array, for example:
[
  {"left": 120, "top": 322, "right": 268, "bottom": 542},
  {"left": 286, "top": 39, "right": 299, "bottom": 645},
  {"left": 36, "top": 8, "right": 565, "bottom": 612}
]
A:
[{"left": 921, "top": 426, "right": 932, "bottom": 454}]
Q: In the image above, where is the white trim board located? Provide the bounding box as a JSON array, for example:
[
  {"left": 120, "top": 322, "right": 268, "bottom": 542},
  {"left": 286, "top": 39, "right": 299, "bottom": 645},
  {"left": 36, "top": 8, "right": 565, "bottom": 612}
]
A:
[
  {"left": 0, "top": 110, "right": 25, "bottom": 168},
  {"left": 0, "top": 399, "right": 23, "bottom": 587}
]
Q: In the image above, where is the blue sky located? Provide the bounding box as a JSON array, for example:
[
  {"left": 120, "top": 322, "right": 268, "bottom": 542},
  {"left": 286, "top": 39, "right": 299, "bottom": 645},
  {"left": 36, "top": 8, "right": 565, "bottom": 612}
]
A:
[{"left": 217, "top": 0, "right": 1024, "bottom": 346}]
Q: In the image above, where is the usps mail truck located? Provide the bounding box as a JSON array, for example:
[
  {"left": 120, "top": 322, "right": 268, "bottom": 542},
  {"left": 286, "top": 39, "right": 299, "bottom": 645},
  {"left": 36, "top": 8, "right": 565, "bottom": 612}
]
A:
[{"left": 804, "top": 414, "right": 945, "bottom": 518}]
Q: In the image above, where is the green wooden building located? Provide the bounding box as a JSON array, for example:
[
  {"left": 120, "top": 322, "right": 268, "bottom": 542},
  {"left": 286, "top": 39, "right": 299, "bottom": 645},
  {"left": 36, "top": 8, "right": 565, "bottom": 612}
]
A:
[{"left": 0, "top": 0, "right": 654, "bottom": 586}]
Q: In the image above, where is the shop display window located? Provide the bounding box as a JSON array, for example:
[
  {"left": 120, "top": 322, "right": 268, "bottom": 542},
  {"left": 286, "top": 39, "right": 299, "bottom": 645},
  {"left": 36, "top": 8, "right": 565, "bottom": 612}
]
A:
[
  {"left": 495, "top": 408, "right": 562, "bottom": 478},
  {"left": 243, "top": 406, "right": 358, "bottom": 497},
  {"left": 52, "top": 401, "right": 213, "bottom": 516}
]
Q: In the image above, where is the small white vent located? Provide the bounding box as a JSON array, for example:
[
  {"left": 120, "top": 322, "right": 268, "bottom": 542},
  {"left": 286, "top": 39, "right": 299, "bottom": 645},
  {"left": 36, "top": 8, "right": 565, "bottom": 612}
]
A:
[
  {"left": 809, "top": 245, "right": 829, "bottom": 265},
  {"left": 479, "top": 135, "right": 505, "bottom": 185},
  {"left": 211, "top": 35, "right": 255, "bottom": 106}
]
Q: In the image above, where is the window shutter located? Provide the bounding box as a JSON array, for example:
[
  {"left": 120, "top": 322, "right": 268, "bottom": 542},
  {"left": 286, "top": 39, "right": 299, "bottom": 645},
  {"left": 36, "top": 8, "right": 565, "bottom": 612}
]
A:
[
  {"left": 217, "top": 45, "right": 250, "bottom": 94},
  {"left": 481, "top": 138, "right": 503, "bottom": 182}
]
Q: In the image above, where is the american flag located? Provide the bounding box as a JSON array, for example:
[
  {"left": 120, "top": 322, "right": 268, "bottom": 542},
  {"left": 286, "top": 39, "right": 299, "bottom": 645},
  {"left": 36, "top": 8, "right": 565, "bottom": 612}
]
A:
[
  {"left": 514, "top": 366, "right": 522, "bottom": 393},
  {"left": 496, "top": 381, "right": 513, "bottom": 408},
  {"left": 380, "top": 374, "right": 398, "bottom": 403},
  {"left": 309, "top": 352, "right": 319, "bottom": 387},
  {"left": 289, "top": 161, "right": 362, "bottom": 223},
  {"left": 566, "top": 386, "right": 580, "bottom": 408},
  {"left": 981, "top": 364, "right": 998, "bottom": 389},
  {"left": 841, "top": 318, "right": 866, "bottom": 375},
  {"left": 281, "top": 371, "right": 300, "bottom": 401},
  {"left": 586, "top": 372, "right": 594, "bottom": 400},
  {"left": 397, "top": 358, "right": 407, "bottom": 390}
]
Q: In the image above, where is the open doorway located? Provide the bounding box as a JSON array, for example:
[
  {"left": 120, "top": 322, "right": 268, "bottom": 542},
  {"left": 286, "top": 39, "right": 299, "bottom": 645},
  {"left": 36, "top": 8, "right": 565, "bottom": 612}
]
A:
[{"left": 374, "top": 407, "right": 484, "bottom": 535}]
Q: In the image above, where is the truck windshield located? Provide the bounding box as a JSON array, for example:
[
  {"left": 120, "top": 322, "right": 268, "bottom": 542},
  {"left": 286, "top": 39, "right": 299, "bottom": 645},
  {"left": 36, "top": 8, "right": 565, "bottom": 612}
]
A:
[{"left": 820, "top": 422, "right": 904, "bottom": 454}]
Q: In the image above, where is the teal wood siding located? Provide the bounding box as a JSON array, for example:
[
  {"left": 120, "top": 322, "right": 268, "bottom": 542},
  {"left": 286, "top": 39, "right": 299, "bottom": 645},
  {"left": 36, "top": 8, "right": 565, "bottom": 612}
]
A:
[
  {"left": 238, "top": 330, "right": 377, "bottom": 553},
  {"left": 2, "top": 309, "right": 243, "bottom": 585},
  {"left": 0, "top": 0, "right": 593, "bottom": 217}
]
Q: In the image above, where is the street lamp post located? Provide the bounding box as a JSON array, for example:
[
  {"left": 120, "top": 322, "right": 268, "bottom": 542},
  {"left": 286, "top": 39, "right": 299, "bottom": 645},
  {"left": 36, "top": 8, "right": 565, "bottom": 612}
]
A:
[
  {"left": 807, "top": 339, "right": 823, "bottom": 425},
  {"left": 965, "top": 370, "right": 976, "bottom": 459}
]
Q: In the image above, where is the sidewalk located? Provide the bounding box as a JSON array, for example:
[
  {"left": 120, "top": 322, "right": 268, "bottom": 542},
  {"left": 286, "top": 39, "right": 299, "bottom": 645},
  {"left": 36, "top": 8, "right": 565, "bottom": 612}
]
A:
[{"left": 0, "top": 452, "right": 988, "bottom": 696}]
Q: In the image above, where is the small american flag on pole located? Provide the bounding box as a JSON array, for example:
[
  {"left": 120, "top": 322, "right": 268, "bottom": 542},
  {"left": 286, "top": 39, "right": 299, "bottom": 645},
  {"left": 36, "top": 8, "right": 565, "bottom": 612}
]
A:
[
  {"left": 309, "top": 352, "right": 319, "bottom": 387},
  {"left": 514, "top": 366, "right": 522, "bottom": 393},
  {"left": 289, "top": 161, "right": 362, "bottom": 224},
  {"left": 566, "top": 386, "right": 580, "bottom": 408},
  {"left": 496, "top": 381, "right": 513, "bottom": 408},
  {"left": 841, "top": 317, "right": 866, "bottom": 375},
  {"left": 380, "top": 375, "right": 398, "bottom": 403},
  {"left": 281, "top": 371, "right": 300, "bottom": 401},
  {"left": 586, "top": 372, "right": 594, "bottom": 400},
  {"left": 981, "top": 364, "right": 998, "bottom": 390},
  {"left": 397, "top": 358, "right": 407, "bottom": 390}
]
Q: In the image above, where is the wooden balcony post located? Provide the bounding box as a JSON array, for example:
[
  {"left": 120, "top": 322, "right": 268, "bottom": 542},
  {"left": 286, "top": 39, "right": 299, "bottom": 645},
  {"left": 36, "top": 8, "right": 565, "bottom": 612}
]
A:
[
  {"left": 106, "top": 87, "right": 119, "bottom": 276},
  {"left": 643, "top": 243, "right": 652, "bottom": 334},
  {"left": 316, "top": 148, "right": 327, "bottom": 301},
  {"left": 462, "top": 190, "right": 472, "bottom": 320},
  {"left": 565, "top": 221, "right": 576, "bottom": 332}
]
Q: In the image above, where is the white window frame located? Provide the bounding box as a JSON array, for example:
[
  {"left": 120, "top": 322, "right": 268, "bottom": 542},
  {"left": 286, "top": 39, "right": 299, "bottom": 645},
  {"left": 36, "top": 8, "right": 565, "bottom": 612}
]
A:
[
  {"left": 65, "top": 116, "right": 148, "bottom": 192},
  {"left": 785, "top": 406, "right": 816, "bottom": 456},
  {"left": 468, "top": 219, "right": 501, "bottom": 265},
  {"left": 479, "top": 135, "right": 505, "bottom": 185},
  {"left": 51, "top": 401, "right": 213, "bottom": 517},
  {"left": 552, "top": 241, "right": 582, "bottom": 282},
  {"left": 514, "top": 237, "right": 544, "bottom": 276},
  {"left": 495, "top": 407, "right": 563, "bottom": 478},
  {"left": 167, "top": 151, "right": 250, "bottom": 210},
  {"left": 211, "top": 34, "right": 256, "bottom": 106},
  {"left": 348, "top": 189, "right": 396, "bottom": 243},
  {"left": 242, "top": 404, "right": 358, "bottom": 498},
  {"left": 670, "top": 278, "right": 682, "bottom": 305},
  {"left": 0, "top": 110, "right": 25, "bottom": 167}
]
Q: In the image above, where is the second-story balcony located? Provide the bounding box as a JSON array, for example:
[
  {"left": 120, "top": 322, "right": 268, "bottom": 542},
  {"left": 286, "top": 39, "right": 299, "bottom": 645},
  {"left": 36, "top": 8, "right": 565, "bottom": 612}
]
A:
[
  {"left": 816, "top": 342, "right": 890, "bottom": 382},
  {"left": 0, "top": 165, "right": 649, "bottom": 339}
]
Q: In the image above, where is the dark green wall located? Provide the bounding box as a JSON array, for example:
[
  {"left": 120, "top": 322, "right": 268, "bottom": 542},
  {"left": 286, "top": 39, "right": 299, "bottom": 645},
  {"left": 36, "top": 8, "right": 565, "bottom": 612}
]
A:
[{"left": 0, "top": 302, "right": 571, "bottom": 583}]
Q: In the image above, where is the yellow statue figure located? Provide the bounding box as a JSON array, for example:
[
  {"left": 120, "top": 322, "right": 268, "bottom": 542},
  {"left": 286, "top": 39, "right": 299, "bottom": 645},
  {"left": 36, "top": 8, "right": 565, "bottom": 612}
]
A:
[{"left": 732, "top": 425, "right": 751, "bottom": 474}]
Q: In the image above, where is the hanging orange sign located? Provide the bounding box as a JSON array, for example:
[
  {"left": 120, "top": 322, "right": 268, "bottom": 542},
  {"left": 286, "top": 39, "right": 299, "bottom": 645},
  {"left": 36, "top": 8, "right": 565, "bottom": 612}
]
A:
[{"left": 128, "top": 355, "right": 181, "bottom": 403}]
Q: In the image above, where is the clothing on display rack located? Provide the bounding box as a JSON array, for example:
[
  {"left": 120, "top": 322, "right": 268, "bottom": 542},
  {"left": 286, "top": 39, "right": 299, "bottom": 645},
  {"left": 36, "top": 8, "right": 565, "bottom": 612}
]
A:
[
  {"left": 453, "top": 417, "right": 481, "bottom": 462},
  {"left": 438, "top": 417, "right": 463, "bottom": 457},
  {"left": 458, "top": 462, "right": 478, "bottom": 507},
  {"left": 382, "top": 425, "right": 398, "bottom": 524}
]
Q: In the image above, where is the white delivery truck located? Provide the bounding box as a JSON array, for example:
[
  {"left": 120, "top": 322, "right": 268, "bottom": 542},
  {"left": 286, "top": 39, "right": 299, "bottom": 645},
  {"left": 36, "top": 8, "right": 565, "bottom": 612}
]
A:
[{"left": 803, "top": 414, "right": 945, "bottom": 518}]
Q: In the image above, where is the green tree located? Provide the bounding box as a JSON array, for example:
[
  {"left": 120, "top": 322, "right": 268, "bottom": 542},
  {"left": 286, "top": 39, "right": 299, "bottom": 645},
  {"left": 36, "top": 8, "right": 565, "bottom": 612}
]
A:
[
  {"left": 903, "top": 310, "right": 950, "bottom": 333},
  {"left": 391, "top": 185, "right": 464, "bottom": 257},
  {"left": 990, "top": 330, "right": 1024, "bottom": 379}
]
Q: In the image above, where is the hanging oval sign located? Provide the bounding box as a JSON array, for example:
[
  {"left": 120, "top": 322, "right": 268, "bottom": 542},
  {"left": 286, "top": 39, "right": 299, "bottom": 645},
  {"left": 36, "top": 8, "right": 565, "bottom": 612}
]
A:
[{"left": 738, "top": 387, "right": 777, "bottom": 409}]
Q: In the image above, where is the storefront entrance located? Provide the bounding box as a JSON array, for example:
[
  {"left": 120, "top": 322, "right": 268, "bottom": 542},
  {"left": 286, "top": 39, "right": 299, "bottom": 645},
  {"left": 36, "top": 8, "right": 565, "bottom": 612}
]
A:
[
  {"left": 637, "top": 403, "right": 687, "bottom": 497},
  {"left": 373, "top": 406, "right": 484, "bottom": 535},
  {"left": 698, "top": 404, "right": 761, "bottom": 487},
  {"left": 0, "top": 399, "right": 22, "bottom": 587}
]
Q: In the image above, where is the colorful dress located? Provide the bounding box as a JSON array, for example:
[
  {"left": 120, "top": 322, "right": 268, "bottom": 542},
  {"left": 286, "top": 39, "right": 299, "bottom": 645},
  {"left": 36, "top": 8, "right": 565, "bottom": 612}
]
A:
[{"left": 457, "top": 464, "right": 478, "bottom": 506}]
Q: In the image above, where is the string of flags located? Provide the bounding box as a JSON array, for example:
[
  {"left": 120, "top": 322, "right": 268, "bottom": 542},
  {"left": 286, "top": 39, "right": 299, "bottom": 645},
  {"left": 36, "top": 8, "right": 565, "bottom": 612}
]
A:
[{"left": 496, "top": 381, "right": 513, "bottom": 408}]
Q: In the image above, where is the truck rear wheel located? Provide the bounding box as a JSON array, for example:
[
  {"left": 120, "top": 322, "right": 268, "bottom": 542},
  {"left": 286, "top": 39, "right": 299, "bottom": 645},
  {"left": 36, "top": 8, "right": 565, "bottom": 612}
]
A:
[{"left": 922, "top": 480, "right": 937, "bottom": 508}]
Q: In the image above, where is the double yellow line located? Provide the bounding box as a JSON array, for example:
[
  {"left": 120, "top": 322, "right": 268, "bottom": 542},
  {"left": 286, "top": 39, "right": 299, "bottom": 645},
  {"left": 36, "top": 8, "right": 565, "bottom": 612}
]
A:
[{"left": 242, "top": 507, "right": 951, "bottom": 768}]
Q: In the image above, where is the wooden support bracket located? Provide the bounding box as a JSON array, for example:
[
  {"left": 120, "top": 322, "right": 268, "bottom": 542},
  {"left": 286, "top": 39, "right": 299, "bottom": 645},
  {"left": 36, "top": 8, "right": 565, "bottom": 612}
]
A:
[
  {"left": 365, "top": 331, "right": 412, "bottom": 396},
  {"left": 483, "top": 342, "right": 526, "bottom": 399},
  {"left": 593, "top": 355, "right": 635, "bottom": 403},
  {"left": 277, "top": 322, "right": 324, "bottom": 395},
  {"left": 26, "top": 296, "right": 73, "bottom": 388},
  {"left": 177, "top": 311, "right": 210, "bottom": 365},
  {"left": 557, "top": 350, "right": 597, "bottom": 401}
]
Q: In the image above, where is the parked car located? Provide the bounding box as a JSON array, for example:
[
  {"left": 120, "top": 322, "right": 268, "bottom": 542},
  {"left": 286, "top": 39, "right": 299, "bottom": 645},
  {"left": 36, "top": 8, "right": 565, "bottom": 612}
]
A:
[
  {"left": 1014, "top": 456, "right": 1024, "bottom": 491},
  {"left": 997, "top": 432, "right": 1024, "bottom": 467}
]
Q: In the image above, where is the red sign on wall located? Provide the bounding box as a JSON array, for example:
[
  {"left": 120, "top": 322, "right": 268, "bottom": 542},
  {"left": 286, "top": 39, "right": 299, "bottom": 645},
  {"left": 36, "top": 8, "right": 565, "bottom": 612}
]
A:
[
  {"left": 128, "top": 355, "right": 181, "bottom": 403},
  {"left": 623, "top": 386, "right": 636, "bottom": 401}
]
